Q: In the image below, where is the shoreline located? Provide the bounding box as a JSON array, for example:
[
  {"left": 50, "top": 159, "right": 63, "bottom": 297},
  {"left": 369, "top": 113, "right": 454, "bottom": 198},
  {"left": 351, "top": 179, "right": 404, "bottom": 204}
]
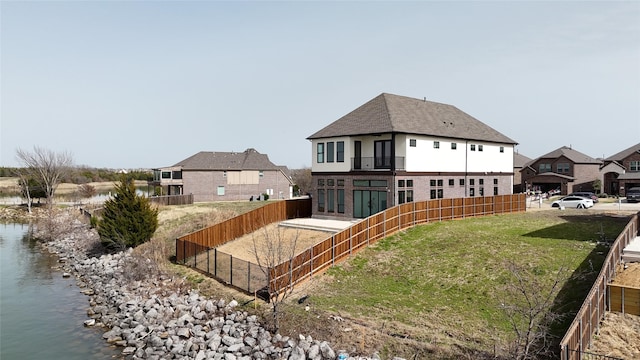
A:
[{"left": 23, "top": 209, "right": 356, "bottom": 360}]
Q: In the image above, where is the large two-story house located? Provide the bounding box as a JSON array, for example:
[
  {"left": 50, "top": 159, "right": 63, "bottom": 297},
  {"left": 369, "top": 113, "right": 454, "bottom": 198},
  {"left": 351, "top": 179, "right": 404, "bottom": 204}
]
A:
[
  {"left": 519, "top": 146, "right": 601, "bottom": 195},
  {"left": 306, "top": 93, "right": 518, "bottom": 219},
  {"left": 601, "top": 143, "right": 640, "bottom": 196},
  {"left": 150, "top": 148, "right": 293, "bottom": 202}
]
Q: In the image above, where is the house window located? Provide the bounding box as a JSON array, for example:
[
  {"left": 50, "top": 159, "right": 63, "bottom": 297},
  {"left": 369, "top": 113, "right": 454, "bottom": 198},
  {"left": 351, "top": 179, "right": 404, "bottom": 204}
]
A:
[
  {"left": 317, "top": 143, "right": 324, "bottom": 163},
  {"left": 460, "top": 179, "right": 465, "bottom": 186},
  {"left": 318, "top": 179, "right": 325, "bottom": 186},
  {"left": 451, "top": 143, "right": 457, "bottom": 150},
  {"left": 337, "top": 141, "right": 345, "bottom": 163},
  {"left": 406, "top": 190, "right": 414, "bottom": 202},
  {"left": 317, "top": 189, "right": 325, "bottom": 212},
  {"left": 259, "top": 171, "right": 264, "bottom": 177},
  {"left": 406, "top": 180, "right": 413, "bottom": 187},
  {"left": 630, "top": 161, "right": 640, "bottom": 171},
  {"left": 398, "top": 180, "right": 405, "bottom": 188},
  {"left": 374, "top": 140, "right": 392, "bottom": 169},
  {"left": 449, "top": 179, "right": 454, "bottom": 186},
  {"left": 478, "top": 145, "right": 483, "bottom": 152},
  {"left": 172, "top": 171, "right": 182, "bottom": 179},
  {"left": 539, "top": 163, "right": 551, "bottom": 173},
  {"left": 557, "top": 163, "right": 570, "bottom": 173},
  {"left": 434, "top": 141, "right": 440, "bottom": 149},
  {"left": 327, "top": 190, "right": 335, "bottom": 212},
  {"left": 430, "top": 180, "right": 436, "bottom": 186},
  {"left": 337, "top": 179, "right": 344, "bottom": 186},
  {"left": 223, "top": 171, "right": 227, "bottom": 178},
  {"left": 470, "top": 144, "right": 476, "bottom": 151},
  {"left": 410, "top": 139, "right": 417, "bottom": 147},
  {"left": 398, "top": 191, "right": 406, "bottom": 204},
  {"left": 479, "top": 179, "right": 484, "bottom": 185},
  {"left": 337, "top": 189, "right": 345, "bottom": 213},
  {"left": 327, "top": 179, "right": 335, "bottom": 187},
  {"left": 494, "top": 187, "right": 499, "bottom": 195},
  {"left": 470, "top": 179, "right": 475, "bottom": 186},
  {"left": 437, "top": 189, "right": 443, "bottom": 198},
  {"left": 327, "top": 142, "right": 335, "bottom": 163},
  {"left": 217, "top": 186, "right": 225, "bottom": 196},
  {"left": 470, "top": 188, "right": 475, "bottom": 196},
  {"left": 479, "top": 187, "right": 484, "bottom": 196},
  {"left": 430, "top": 190, "right": 436, "bottom": 199},
  {"left": 500, "top": 146, "right": 504, "bottom": 153},
  {"left": 437, "top": 179, "right": 443, "bottom": 186},
  {"left": 162, "top": 171, "right": 171, "bottom": 179},
  {"left": 493, "top": 178, "right": 498, "bottom": 185}
]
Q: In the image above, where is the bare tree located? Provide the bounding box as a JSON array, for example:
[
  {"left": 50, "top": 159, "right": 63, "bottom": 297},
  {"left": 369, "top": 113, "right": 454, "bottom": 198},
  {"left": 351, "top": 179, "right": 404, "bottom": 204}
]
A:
[
  {"left": 291, "top": 167, "right": 312, "bottom": 196},
  {"left": 251, "top": 225, "right": 301, "bottom": 332},
  {"left": 15, "top": 146, "right": 73, "bottom": 206},
  {"left": 499, "top": 261, "right": 571, "bottom": 360}
]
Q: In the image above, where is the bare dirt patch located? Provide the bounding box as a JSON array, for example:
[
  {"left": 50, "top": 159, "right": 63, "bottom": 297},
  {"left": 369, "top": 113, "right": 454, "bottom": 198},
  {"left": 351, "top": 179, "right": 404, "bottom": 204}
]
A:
[
  {"left": 588, "top": 312, "right": 640, "bottom": 359},
  {"left": 216, "top": 223, "right": 333, "bottom": 263},
  {"left": 611, "top": 262, "right": 640, "bottom": 288}
]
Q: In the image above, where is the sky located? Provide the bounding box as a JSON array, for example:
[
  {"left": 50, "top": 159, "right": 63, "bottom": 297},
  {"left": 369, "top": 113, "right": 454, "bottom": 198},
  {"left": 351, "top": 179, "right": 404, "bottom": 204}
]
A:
[{"left": 1, "top": 1, "right": 639, "bottom": 170}]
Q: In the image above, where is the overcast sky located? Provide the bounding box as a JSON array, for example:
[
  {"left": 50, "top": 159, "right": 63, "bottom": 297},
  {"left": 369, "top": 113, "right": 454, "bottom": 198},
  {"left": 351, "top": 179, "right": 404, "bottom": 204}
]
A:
[{"left": 1, "top": 1, "right": 639, "bottom": 170}]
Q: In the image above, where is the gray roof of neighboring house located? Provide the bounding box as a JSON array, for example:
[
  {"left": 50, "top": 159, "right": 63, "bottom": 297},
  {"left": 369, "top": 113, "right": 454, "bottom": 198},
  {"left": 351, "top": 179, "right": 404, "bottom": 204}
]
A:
[
  {"left": 307, "top": 93, "right": 517, "bottom": 144},
  {"left": 525, "top": 146, "right": 602, "bottom": 167},
  {"left": 514, "top": 152, "right": 532, "bottom": 168},
  {"left": 604, "top": 143, "right": 640, "bottom": 161},
  {"left": 172, "top": 148, "right": 283, "bottom": 171}
]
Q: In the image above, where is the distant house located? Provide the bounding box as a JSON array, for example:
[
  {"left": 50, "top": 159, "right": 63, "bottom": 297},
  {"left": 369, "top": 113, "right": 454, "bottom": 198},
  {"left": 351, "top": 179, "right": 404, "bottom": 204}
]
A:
[
  {"left": 601, "top": 143, "right": 640, "bottom": 196},
  {"left": 307, "top": 93, "right": 518, "bottom": 219},
  {"left": 513, "top": 152, "right": 532, "bottom": 193},
  {"left": 150, "top": 148, "right": 293, "bottom": 202},
  {"left": 520, "top": 146, "right": 601, "bottom": 195}
]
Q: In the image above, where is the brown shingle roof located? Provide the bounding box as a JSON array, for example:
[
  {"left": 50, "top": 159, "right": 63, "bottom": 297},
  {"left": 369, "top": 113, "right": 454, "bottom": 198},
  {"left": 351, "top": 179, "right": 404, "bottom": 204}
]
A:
[
  {"left": 604, "top": 143, "right": 640, "bottom": 161},
  {"left": 173, "top": 148, "right": 282, "bottom": 171},
  {"left": 532, "top": 146, "right": 601, "bottom": 165},
  {"left": 514, "top": 152, "right": 532, "bottom": 168},
  {"left": 307, "top": 93, "right": 517, "bottom": 144}
]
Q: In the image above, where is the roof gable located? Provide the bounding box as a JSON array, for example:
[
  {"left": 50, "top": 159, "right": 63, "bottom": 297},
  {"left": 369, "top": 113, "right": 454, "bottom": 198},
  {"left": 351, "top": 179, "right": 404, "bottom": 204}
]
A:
[
  {"left": 173, "top": 148, "right": 281, "bottom": 171},
  {"left": 307, "top": 93, "right": 517, "bottom": 144}
]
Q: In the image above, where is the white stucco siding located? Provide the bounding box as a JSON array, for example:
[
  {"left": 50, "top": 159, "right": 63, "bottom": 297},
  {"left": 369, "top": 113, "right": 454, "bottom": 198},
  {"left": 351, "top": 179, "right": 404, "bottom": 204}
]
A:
[
  {"left": 404, "top": 135, "right": 466, "bottom": 172},
  {"left": 465, "top": 143, "right": 514, "bottom": 173},
  {"left": 310, "top": 137, "right": 351, "bottom": 172}
]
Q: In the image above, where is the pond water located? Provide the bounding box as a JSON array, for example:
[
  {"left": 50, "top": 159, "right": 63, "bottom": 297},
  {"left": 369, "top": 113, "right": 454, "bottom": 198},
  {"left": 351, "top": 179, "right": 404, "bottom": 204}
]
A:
[{"left": 0, "top": 223, "right": 120, "bottom": 359}]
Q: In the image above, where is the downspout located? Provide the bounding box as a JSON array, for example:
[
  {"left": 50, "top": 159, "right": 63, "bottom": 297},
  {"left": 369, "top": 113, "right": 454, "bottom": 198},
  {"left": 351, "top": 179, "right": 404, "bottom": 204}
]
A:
[
  {"left": 465, "top": 140, "right": 469, "bottom": 197},
  {"left": 391, "top": 132, "right": 396, "bottom": 206}
]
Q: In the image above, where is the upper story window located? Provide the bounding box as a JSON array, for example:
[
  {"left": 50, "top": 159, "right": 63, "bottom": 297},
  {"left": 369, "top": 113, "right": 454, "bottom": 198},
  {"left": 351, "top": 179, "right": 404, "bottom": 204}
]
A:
[
  {"left": 336, "top": 141, "right": 345, "bottom": 162},
  {"left": 539, "top": 163, "right": 552, "bottom": 173},
  {"left": 223, "top": 171, "right": 227, "bottom": 177},
  {"left": 410, "top": 139, "right": 417, "bottom": 147},
  {"left": 433, "top": 141, "right": 440, "bottom": 149},
  {"left": 451, "top": 143, "right": 457, "bottom": 150},
  {"left": 259, "top": 171, "right": 264, "bottom": 177},
  {"left": 557, "top": 163, "right": 570, "bottom": 173},
  {"left": 374, "top": 140, "right": 392, "bottom": 169},
  {"left": 630, "top": 161, "right": 640, "bottom": 172},
  {"left": 500, "top": 146, "right": 504, "bottom": 153},
  {"left": 478, "top": 145, "right": 483, "bottom": 152},
  {"left": 327, "top": 142, "right": 335, "bottom": 163},
  {"left": 470, "top": 144, "right": 476, "bottom": 151},
  {"left": 317, "top": 143, "right": 324, "bottom": 163},
  {"left": 162, "top": 171, "right": 171, "bottom": 179}
]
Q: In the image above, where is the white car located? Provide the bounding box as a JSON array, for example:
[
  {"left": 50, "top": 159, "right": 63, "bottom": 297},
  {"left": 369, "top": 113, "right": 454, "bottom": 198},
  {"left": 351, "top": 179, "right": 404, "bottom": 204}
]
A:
[{"left": 551, "top": 196, "right": 594, "bottom": 209}]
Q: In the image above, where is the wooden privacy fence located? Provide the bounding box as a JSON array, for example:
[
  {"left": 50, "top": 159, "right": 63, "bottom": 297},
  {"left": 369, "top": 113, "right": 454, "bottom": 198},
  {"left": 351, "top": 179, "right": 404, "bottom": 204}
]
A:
[
  {"left": 559, "top": 213, "right": 639, "bottom": 360},
  {"left": 608, "top": 283, "right": 640, "bottom": 316},
  {"left": 150, "top": 194, "right": 194, "bottom": 206},
  {"left": 268, "top": 194, "right": 527, "bottom": 296}
]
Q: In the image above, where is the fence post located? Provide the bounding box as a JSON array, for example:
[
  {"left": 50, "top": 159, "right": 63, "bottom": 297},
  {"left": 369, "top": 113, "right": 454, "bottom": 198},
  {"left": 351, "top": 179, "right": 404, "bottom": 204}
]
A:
[
  {"left": 230, "top": 256, "right": 233, "bottom": 287},
  {"left": 247, "top": 260, "right": 251, "bottom": 293},
  {"left": 332, "top": 235, "right": 336, "bottom": 265},
  {"left": 207, "top": 248, "right": 210, "bottom": 274},
  {"left": 214, "top": 249, "right": 218, "bottom": 277},
  {"left": 175, "top": 239, "right": 179, "bottom": 264},
  {"left": 183, "top": 239, "right": 186, "bottom": 265}
]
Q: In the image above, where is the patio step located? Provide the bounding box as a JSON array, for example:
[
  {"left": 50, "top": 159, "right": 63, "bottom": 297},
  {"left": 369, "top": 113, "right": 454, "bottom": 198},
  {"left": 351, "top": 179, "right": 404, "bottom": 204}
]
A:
[{"left": 622, "top": 236, "right": 640, "bottom": 263}]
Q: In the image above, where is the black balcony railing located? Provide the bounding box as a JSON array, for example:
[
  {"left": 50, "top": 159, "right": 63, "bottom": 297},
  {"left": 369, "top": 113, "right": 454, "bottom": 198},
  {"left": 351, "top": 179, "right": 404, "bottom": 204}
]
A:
[{"left": 352, "top": 157, "right": 405, "bottom": 171}]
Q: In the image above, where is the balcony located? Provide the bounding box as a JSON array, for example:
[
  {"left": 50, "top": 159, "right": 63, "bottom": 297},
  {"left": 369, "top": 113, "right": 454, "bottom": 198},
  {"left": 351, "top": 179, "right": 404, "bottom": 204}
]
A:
[{"left": 351, "top": 157, "right": 405, "bottom": 171}]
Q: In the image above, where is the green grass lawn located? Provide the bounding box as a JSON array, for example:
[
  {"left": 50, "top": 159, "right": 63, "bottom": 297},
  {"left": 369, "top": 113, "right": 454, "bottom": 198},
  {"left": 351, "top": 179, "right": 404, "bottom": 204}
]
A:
[{"left": 303, "top": 211, "right": 631, "bottom": 357}]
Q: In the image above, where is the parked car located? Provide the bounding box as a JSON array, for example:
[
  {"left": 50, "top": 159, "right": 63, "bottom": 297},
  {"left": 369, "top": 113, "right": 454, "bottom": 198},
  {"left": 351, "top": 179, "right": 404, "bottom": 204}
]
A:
[
  {"left": 551, "top": 196, "right": 594, "bottom": 209},
  {"left": 626, "top": 187, "right": 640, "bottom": 203},
  {"left": 567, "top": 192, "right": 599, "bottom": 203}
]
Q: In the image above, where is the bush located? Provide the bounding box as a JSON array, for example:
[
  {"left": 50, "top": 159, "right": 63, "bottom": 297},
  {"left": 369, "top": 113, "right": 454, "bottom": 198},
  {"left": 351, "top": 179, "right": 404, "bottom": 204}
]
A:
[
  {"left": 262, "top": 193, "right": 270, "bottom": 201},
  {"left": 97, "top": 176, "right": 158, "bottom": 250}
]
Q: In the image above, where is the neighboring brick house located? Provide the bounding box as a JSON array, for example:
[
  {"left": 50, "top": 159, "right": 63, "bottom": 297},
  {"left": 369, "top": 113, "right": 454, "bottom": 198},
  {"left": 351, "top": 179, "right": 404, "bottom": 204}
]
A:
[
  {"left": 520, "top": 146, "right": 601, "bottom": 195},
  {"left": 307, "top": 93, "right": 518, "bottom": 219},
  {"left": 150, "top": 148, "right": 293, "bottom": 202},
  {"left": 601, "top": 143, "right": 640, "bottom": 197},
  {"left": 513, "top": 152, "right": 532, "bottom": 193}
]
